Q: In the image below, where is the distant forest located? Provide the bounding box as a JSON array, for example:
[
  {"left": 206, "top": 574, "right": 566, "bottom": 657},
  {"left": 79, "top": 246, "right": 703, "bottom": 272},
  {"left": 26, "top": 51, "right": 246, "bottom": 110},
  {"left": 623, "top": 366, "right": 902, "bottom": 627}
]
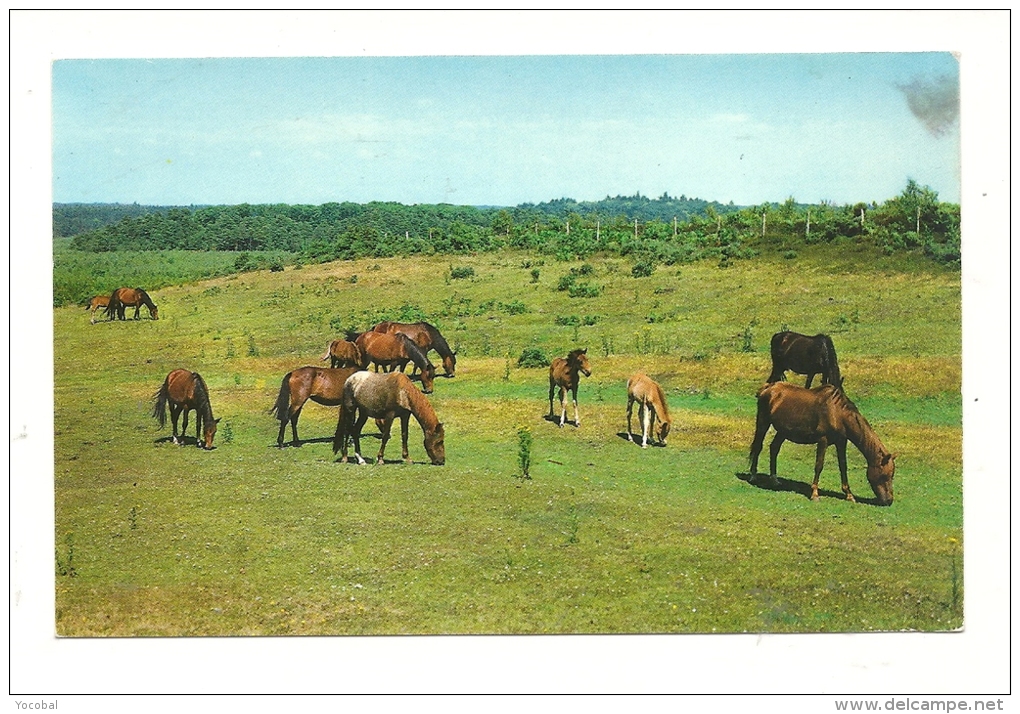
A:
[{"left": 55, "top": 183, "right": 960, "bottom": 267}]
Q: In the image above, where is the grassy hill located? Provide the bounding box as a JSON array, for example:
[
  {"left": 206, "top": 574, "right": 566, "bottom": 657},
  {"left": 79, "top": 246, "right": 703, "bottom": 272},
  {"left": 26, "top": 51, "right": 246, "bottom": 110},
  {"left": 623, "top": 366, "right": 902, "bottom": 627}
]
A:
[{"left": 53, "top": 247, "right": 961, "bottom": 635}]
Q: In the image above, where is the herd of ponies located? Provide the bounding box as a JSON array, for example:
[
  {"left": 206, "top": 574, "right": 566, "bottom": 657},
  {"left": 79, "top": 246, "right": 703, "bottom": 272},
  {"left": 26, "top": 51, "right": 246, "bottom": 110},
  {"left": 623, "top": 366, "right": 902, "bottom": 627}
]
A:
[{"left": 89, "top": 287, "right": 896, "bottom": 506}]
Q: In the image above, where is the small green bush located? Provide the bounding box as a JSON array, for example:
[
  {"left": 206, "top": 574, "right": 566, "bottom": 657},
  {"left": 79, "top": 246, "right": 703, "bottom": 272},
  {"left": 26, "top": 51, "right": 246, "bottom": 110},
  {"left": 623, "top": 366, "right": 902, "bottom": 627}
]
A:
[
  {"left": 450, "top": 266, "right": 475, "bottom": 280},
  {"left": 517, "top": 347, "right": 550, "bottom": 368},
  {"left": 567, "top": 281, "right": 602, "bottom": 299},
  {"left": 631, "top": 259, "right": 656, "bottom": 277}
]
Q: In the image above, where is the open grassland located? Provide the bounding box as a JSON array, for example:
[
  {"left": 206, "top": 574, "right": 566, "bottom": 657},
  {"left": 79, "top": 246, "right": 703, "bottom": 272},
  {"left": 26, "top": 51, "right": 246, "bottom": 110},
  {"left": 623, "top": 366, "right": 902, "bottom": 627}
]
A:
[{"left": 54, "top": 249, "right": 962, "bottom": 635}]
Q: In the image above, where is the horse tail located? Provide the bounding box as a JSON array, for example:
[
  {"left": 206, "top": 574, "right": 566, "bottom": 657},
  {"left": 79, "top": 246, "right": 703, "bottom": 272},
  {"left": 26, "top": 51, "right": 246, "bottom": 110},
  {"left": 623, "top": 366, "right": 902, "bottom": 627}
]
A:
[
  {"left": 332, "top": 380, "right": 355, "bottom": 454},
  {"left": 152, "top": 377, "right": 170, "bottom": 428},
  {"left": 767, "top": 331, "right": 788, "bottom": 382},
  {"left": 271, "top": 372, "right": 292, "bottom": 420},
  {"left": 321, "top": 341, "right": 334, "bottom": 362},
  {"left": 104, "top": 290, "right": 120, "bottom": 317}
]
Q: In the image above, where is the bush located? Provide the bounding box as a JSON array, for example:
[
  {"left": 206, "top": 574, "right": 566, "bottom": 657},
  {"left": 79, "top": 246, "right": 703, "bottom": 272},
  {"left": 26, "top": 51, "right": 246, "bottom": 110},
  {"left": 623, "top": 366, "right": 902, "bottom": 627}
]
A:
[
  {"left": 567, "top": 281, "right": 603, "bottom": 298},
  {"left": 450, "top": 266, "right": 475, "bottom": 280},
  {"left": 631, "top": 259, "right": 656, "bottom": 277},
  {"left": 517, "top": 347, "right": 551, "bottom": 368}
]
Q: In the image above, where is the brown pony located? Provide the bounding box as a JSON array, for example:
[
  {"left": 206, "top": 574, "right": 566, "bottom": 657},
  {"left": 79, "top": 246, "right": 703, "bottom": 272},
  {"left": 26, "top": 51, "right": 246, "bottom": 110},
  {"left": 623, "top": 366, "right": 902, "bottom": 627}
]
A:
[
  {"left": 321, "top": 339, "right": 364, "bottom": 369},
  {"left": 271, "top": 366, "right": 362, "bottom": 447},
  {"left": 355, "top": 331, "right": 436, "bottom": 393},
  {"left": 86, "top": 295, "right": 111, "bottom": 324},
  {"left": 152, "top": 369, "right": 220, "bottom": 449},
  {"left": 748, "top": 382, "right": 895, "bottom": 505},
  {"left": 626, "top": 373, "right": 672, "bottom": 448},
  {"left": 106, "top": 287, "right": 158, "bottom": 320},
  {"left": 768, "top": 331, "right": 841, "bottom": 388},
  {"left": 548, "top": 348, "right": 592, "bottom": 428},
  {"left": 371, "top": 321, "right": 457, "bottom": 377},
  {"left": 333, "top": 371, "right": 445, "bottom": 466}
]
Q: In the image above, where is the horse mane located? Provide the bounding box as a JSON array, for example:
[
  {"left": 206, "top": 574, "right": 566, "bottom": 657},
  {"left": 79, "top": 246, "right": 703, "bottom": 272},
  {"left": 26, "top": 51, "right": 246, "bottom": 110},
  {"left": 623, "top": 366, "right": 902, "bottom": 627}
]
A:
[
  {"left": 346, "top": 330, "right": 364, "bottom": 342},
  {"left": 423, "top": 322, "right": 453, "bottom": 357},
  {"left": 399, "top": 334, "right": 432, "bottom": 369},
  {"left": 190, "top": 372, "right": 215, "bottom": 429},
  {"left": 654, "top": 381, "right": 671, "bottom": 423},
  {"left": 820, "top": 334, "right": 842, "bottom": 388}
]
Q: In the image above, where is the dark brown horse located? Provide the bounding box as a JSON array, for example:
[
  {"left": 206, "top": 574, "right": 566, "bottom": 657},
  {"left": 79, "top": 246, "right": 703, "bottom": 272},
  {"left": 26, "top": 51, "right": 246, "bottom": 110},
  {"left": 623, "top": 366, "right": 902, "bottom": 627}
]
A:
[
  {"left": 354, "top": 331, "right": 436, "bottom": 393},
  {"left": 106, "top": 287, "right": 158, "bottom": 320},
  {"left": 768, "top": 331, "right": 841, "bottom": 388},
  {"left": 333, "top": 371, "right": 445, "bottom": 466},
  {"left": 271, "top": 366, "right": 362, "bottom": 447},
  {"left": 321, "top": 339, "right": 364, "bottom": 368},
  {"left": 548, "top": 348, "right": 592, "bottom": 428},
  {"left": 371, "top": 321, "right": 457, "bottom": 377},
  {"left": 85, "top": 295, "right": 111, "bottom": 324},
  {"left": 748, "top": 382, "right": 895, "bottom": 505},
  {"left": 152, "top": 369, "right": 220, "bottom": 449}
]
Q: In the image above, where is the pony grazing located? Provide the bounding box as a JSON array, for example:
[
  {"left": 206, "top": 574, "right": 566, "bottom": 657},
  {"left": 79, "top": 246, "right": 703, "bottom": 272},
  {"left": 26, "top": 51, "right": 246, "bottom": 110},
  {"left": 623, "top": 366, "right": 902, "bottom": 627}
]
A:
[
  {"left": 548, "top": 348, "right": 592, "bottom": 428},
  {"left": 271, "top": 366, "right": 361, "bottom": 447},
  {"left": 354, "top": 331, "right": 436, "bottom": 394},
  {"left": 371, "top": 321, "right": 457, "bottom": 377},
  {"left": 748, "top": 382, "right": 895, "bottom": 505},
  {"left": 768, "top": 331, "right": 841, "bottom": 388},
  {"left": 626, "top": 373, "right": 672, "bottom": 448},
  {"left": 152, "top": 369, "right": 220, "bottom": 449},
  {"left": 333, "top": 371, "right": 445, "bottom": 466},
  {"left": 86, "top": 295, "right": 111, "bottom": 324},
  {"left": 106, "top": 287, "right": 158, "bottom": 321},
  {"left": 321, "top": 339, "right": 363, "bottom": 369}
]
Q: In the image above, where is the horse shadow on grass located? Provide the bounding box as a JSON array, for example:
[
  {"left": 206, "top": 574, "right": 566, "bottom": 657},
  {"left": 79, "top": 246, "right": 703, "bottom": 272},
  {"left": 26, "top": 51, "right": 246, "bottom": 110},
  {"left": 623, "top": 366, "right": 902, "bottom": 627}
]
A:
[
  {"left": 543, "top": 414, "right": 580, "bottom": 428},
  {"left": 273, "top": 433, "right": 383, "bottom": 449},
  {"left": 615, "top": 432, "right": 667, "bottom": 448},
  {"left": 154, "top": 435, "right": 214, "bottom": 450},
  {"left": 735, "top": 471, "right": 884, "bottom": 506}
]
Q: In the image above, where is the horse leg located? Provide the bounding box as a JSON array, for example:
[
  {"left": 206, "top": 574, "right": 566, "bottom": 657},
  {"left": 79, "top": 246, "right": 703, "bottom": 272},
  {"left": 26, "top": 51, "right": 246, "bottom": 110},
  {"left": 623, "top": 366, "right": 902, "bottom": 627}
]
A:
[
  {"left": 400, "top": 414, "right": 411, "bottom": 464},
  {"left": 376, "top": 417, "right": 393, "bottom": 464},
  {"left": 133, "top": 304, "right": 141, "bottom": 320},
  {"left": 352, "top": 412, "right": 370, "bottom": 465},
  {"left": 765, "top": 433, "right": 784, "bottom": 488},
  {"left": 641, "top": 402, "right": 653, "bottom": 448},
  {"left": 811, "top": 440, "right": 829, "bottom": 501},
  {"left": 170, "top": 404, "right": 182, "bottom": 445},
  {"left": 289, "top": 407, "right": 303, "bottom": 447},
  {"left": 559, "top": 387, "right": 568, "bottom": 428},
  {"left": 805, "top": 373, "right": 815, "bottom": 389},
  {"left": 626, "top": 396, "right": 635, "bottom": 442},
  {"left": 835, "top": 440, "right": 854, "bottom": 502},
  {"left": 572, "top": 386, "right": 581, "bottom": 428},
  {"left": 181, "top": 409, "right": 192, "bottom": 447},
  {"left": 548, "top": 380, "right": 556, "bottom": 419}
]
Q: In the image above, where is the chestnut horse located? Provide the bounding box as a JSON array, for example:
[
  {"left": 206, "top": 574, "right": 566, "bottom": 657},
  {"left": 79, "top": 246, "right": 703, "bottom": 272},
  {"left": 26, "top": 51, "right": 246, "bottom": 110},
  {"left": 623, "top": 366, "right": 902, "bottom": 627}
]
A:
[
  {"left": 321, "top": 339, "right": 363, "bottom": 369},
  {"left": 748, "top": 382, "right": 895, "bottom": 505},
  {"left": 333, "top": 371, "right": 445, "bottom": 466},
  {"left": 548, "top": 348, "right": 592, "bottom": 428},
  {"left": 271, "top": 366, "right": 361, "bottom": 447},
  {"left": 86, "top": 295, "right": 111, "bottom": 324},
  {"left": 354, "top": 331, "right": 436, "bottom": 393},
  {"left": 371, "top": 321, "right": 457, "bottom": 377},
  {"left": 768, "top": 331, "right": 841, "bottom": 388},
  {"left": 106, "top": 287, "right": 158, "bottom": 321},
  {"left": 152, "top": 369, "right": 220, "bottom": 449},
  {"left": 626, "top": 373, "right": 672, "bottom": 448}
]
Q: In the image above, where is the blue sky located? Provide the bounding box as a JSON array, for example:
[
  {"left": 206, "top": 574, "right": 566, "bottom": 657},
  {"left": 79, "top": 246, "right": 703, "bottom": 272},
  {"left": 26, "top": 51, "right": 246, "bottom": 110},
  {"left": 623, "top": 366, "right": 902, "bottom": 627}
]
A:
[{"left": 52, "top": 53, "right": 960, "bottom": 207}]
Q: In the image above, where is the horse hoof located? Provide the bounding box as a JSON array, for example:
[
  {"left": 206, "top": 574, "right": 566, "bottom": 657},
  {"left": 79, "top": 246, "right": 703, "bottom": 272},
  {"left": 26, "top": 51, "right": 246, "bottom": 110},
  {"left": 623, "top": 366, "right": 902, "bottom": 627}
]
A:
[{"left": 811, "top": 494, "right": 820, "bottom": 502}]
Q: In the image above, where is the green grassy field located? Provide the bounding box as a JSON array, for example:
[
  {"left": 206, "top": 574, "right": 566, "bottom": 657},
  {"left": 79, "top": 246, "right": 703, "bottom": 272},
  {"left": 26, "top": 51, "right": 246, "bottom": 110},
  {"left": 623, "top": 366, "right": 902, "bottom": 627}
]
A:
[{"left": 53, "top": 248, "right": 962, "bottom": 635}]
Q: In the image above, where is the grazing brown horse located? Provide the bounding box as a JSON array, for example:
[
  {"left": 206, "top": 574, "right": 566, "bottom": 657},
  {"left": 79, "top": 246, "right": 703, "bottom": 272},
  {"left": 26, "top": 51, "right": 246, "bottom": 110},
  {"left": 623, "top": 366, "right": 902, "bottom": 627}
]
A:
[
  {"left": 748, "top": 382, "right": 895, "bottom": 505},
  {"left": 152, "top": 369, "right": 220, "bottom": 449},
  {"left": 333, "top": 371, "right": 445, "bottom": 466},
  {"left": 86, "top": 295, "right": 111, "bottom": 324},
  {"left": 626, "top": 373, "right": 672, "bottom": 448},
  {"left": 354, "top": 331, "right": 436, "bottom": 393},
  {"left": 106, "top": 287, "right": 158, "bottom": 321},
  {"left": 548, "top": 348, "right": 592, "bottom": 428},
  {"left": 768, "top": 331, "right": 841, "bottom": 388},
  {"left": 371, "top": 321, "right": 457, "bottom": 377},
  {"left": 321, "top": 339, "right": 364, "bottom": 369},
  {"left": 271, "top": 366, "right": 362, "bottom": 447}
]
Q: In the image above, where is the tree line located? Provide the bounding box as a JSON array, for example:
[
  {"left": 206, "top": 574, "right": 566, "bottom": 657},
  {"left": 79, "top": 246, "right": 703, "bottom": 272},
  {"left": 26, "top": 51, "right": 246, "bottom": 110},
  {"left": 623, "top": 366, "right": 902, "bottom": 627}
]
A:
[{"left": 56, "top": 181, "right": 960, "bottom": 267}]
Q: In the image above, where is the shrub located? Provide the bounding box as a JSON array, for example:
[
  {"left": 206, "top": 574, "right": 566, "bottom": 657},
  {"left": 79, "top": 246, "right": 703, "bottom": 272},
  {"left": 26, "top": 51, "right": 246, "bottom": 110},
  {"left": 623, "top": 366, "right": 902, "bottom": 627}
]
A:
[
  {"left": 567, "top": 282, "right": 602, "bottom": 299},
  {"left": 530, "top": 268, "right": 541, "bottom": 283},
  {"left": 450, "top": 266, "right": 475, "bottom": 280},
  {"left": 631, "top": 259, "right": 656, "bottom": 277},
  {"left": 517, "top": 347, "right": 550, "bottom": 368}
]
